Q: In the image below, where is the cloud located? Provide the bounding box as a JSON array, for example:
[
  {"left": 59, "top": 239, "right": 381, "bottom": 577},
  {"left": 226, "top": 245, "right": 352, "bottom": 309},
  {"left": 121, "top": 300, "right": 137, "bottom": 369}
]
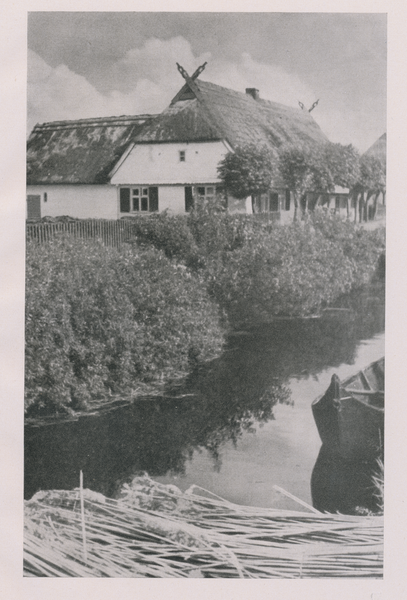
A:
[
  {"left": 31, "top": 37, "right": 374, "bottom": 147},
  {"left": 207, "top": 53, "right": 316, "bottom": 109},
  {"left": 27, "top": 38, "right": 213, "bottom": 133}
]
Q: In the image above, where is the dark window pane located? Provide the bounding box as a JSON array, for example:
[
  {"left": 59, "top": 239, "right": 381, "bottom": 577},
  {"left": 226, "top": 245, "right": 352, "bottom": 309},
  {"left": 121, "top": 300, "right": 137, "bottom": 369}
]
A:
[
  {"left": 197, "top": 187, "right": 205, "bottom": 196},
  {"left": 269, "top": 193, "right": 279, "bottom": 211},
  {"left": 120, "top": 188, "right": 130, "bottom": 213},
  {"left": 132, "top": 188, "right": 139, "bottom": 196},
  {"left": 149, "top": 187, "right": 159, "bottom": 212},
  {"left": 185, "top": 186, "right": 194, "bottom": 212},
  {"left": 133, "top": 197, "right": 139, "bottom": 211},
  {"left": 141, "top": 197, "right": 148, "bottom": 211},
  {"left": 285, "top": 189, "right": 291, "bottom": 211}
]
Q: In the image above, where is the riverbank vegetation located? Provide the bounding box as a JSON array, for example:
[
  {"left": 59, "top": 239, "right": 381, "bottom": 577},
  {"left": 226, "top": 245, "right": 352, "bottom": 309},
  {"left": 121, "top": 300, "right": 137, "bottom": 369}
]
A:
[
  {"left": 25, "top": 236, "right": 224, "bottom": 417},
  {"left": 24, "top": 475, "right": 383, "bottom": 578},
  {"left": 25, "top": 208, "right": 384, "bottom": 416}
]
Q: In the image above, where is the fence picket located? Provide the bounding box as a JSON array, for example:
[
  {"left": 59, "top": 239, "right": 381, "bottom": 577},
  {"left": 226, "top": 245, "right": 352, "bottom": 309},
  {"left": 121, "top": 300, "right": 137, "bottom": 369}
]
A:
[{"left": 26, "top": 219, "right": 137, "bottom": 249}]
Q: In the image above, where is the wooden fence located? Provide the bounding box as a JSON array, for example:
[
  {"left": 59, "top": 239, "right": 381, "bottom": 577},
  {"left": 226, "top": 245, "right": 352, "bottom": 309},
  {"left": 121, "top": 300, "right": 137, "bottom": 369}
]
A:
[{"left": 26, "top": 220, "right": 137, "bottom": 248}]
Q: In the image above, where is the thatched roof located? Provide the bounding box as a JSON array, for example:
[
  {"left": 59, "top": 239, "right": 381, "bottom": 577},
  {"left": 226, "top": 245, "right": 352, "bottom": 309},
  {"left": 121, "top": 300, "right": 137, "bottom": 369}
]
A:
[
  {"left": 27, "top": 77, "right": 329, "bottom": 186},
  {"left": 27, "top": 115, "right": 155, "bottom": 185},
  {"left": 364, "top": 133, "right": 386, "bottom": 164},
  {"left": 134, "top": 79, "right": 328, "bottom": 152}
]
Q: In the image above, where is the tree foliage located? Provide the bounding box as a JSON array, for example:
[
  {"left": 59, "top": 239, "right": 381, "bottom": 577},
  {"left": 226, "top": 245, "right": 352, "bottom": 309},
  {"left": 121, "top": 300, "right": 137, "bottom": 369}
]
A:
[
  {"left": 321, "top": 143, "right": 361, "bottom": 190},
  {"left": 217, "top": 144, "right": 276, "bottom": 199},
  {"left": 277, "top": 144, "right": 322, "bottom": 208},
  {"left": 278, "top": 142, "right": 360, "bottom": 205},
  {"left": 355, "top": 154, "right": 386, "bottom": 194}
]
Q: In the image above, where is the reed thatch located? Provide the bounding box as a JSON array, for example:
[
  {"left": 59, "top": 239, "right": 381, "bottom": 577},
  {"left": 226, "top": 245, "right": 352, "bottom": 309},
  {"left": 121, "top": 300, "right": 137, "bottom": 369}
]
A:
[
  {"left": 27, "top": 115, "right": 156, "bottom": 185},
  {"left": 24, "top": 475, "right": 383, "bottom": 578},
  {"left": 135, "top": 79, "right": 328, "bottom": 152},
  {"left": 364, "top": 133, "right": 386, "bottom": 164},
  {"left": 27, "top": 76, "right": 328, "bottom": 188}
]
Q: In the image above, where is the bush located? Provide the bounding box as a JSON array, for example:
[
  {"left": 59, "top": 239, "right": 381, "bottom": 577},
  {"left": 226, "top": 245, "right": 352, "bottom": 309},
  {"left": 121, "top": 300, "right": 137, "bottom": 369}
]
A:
[
  {"left": 187, "top": 196, "right": 256, "bottom": 258},
  {"left": 25, "top": 236, "right": 224, "bottom": 416},
  {"left": 310, "top": 210, "right": 385, "bottom": 286},
  {"left": 125, "top": 212, "right": 199, "bottom": 265},
  {"left": 206, "top": 222, "right": 355, "bottom": 327}
]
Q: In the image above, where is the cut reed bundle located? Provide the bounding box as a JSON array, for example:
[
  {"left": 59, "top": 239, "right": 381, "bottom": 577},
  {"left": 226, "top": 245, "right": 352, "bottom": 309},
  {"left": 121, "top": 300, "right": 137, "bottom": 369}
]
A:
[{"left": 24, "top": 476, "right": 383, "bottom": 578}]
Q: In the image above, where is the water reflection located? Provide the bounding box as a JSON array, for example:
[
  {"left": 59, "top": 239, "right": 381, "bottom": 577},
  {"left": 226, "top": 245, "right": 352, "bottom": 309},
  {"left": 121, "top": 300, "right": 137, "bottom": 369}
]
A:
[
  {"left": 25, "top": 378, "right": 289, "bottom": 499},
  {"left": 311, "top": 445, "right": 383, "bottom": 514},
  {"left": 25, "top": 282, "right": 385, "bottom": 505}
]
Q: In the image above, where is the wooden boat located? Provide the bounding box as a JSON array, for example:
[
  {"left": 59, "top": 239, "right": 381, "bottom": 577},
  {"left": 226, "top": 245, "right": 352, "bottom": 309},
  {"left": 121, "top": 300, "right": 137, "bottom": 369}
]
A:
[{"left": 312, "top": 358, "right": 384, "bottom": 460}]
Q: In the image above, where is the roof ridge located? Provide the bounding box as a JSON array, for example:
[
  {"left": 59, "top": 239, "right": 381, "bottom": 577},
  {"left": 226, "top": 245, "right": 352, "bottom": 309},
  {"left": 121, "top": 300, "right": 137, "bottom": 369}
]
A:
[
  {"left": 196, "top": 79, "right": 304, "bottom": 113},
  {"left": 32, "top": 114, "right": 157, "bottom": 132}
]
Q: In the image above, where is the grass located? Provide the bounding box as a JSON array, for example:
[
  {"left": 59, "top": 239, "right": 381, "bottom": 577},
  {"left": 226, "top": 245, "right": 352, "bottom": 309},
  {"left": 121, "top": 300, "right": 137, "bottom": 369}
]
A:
[{"left": 24, "top": 475, "right": 383, "bottom": 578}]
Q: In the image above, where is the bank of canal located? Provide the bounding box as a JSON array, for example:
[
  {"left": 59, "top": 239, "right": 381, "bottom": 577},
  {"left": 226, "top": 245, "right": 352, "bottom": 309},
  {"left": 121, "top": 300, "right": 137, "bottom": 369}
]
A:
[{"left": 25, "top": 282, "right": 385, "bottom": 513}]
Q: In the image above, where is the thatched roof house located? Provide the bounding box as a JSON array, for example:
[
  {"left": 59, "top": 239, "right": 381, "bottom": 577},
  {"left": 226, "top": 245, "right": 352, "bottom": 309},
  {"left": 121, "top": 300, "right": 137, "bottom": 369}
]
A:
[{"left": 26, "top": 65, "right": 329, "bottom": 220}]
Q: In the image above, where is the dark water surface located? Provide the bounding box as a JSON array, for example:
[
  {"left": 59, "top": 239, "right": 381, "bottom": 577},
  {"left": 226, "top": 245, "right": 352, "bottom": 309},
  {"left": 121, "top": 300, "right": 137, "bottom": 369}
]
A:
[{"left": 25, "top": 283, "right": 385, "bottom": 512}]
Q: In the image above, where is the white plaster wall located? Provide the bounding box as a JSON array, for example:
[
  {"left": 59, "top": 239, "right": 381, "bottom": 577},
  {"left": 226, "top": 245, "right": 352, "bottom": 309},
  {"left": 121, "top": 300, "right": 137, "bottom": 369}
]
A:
[
  {"left": 26, "top": 185, "right": 118, "bottom": 219},
  {"left": 111, "top": 141, "right": 228, "bottom": 185}
]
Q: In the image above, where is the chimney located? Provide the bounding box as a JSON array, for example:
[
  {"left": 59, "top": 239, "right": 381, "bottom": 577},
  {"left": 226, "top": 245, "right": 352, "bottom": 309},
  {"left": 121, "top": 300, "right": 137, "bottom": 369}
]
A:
[{"left": 246, "top": 88, "right": 260, "bottom": 100}]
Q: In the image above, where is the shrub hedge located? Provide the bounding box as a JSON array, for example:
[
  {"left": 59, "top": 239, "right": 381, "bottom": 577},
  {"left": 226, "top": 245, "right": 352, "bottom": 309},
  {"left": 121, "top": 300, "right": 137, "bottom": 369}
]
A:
[
  {"left": 25, "top": 236, "right": 224, "bottom": 416},
  {"left": 206, "top": 222, "right": 356, "bottom": 327}
]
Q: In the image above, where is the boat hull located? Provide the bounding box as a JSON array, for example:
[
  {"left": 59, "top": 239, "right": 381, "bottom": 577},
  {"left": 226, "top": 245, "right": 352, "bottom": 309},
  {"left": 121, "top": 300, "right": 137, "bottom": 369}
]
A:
[{"left": 312, "top": 359, "right": 384, "bottom": 461}]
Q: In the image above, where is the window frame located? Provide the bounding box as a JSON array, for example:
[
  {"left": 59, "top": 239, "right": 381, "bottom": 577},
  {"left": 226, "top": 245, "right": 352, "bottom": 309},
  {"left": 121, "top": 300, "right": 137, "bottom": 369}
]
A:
[
  {"left": 119, "top": 186, "right": 159, "bottom": 214},
  {"left": 195, "top": 185, "right": 216, "bottom": 203}
]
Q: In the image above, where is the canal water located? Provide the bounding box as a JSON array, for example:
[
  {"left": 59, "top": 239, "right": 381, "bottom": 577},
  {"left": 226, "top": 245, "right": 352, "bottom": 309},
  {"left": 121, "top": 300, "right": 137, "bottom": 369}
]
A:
[{"left": 25, "top": 282, "right": 385, "bottom": 513}]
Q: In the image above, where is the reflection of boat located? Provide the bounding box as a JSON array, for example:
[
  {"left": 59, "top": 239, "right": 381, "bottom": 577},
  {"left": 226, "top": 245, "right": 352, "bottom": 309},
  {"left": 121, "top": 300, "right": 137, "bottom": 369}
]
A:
[{"left": 312, "top": 358, "right": 384, "bottom": 460}]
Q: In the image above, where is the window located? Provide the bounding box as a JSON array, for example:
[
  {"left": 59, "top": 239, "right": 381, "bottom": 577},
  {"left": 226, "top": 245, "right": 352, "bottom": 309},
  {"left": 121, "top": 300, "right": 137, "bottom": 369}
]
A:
[
  {"left": 179, "top": 150, "right": 186, "bottom": 162},
  {"left": 120, "top": 187, "right": 159, "bottom": 213},
  {"left": 196, "top": 185, "right": 215, "bottom": 202},
  {"left": 185, "top": 185, "right": 220, "bottom": 212}
]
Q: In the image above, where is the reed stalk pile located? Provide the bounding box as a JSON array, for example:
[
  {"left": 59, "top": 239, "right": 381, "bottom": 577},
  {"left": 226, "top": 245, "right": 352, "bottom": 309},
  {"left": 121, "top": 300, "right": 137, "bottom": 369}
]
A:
[{"left": 24, "top": 476, "right": 383, "bottom": 578}]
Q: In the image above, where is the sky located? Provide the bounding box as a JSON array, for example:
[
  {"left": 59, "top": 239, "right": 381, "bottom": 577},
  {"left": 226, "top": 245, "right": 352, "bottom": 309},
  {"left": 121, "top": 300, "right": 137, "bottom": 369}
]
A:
[{"left": 27, "top": 12, "right": 386, "bottom": 153}]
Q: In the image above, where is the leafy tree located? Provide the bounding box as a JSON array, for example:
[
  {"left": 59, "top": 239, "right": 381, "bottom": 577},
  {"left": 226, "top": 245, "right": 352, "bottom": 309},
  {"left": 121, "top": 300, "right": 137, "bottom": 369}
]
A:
[
  {"left": 217, "top": 144, "right": 276, "bottom": 200},
  {"left": 352, "top": 154, "right": 386, "bottom": 222},
  {"left": 322, "top": 143, "right": 360, "bottom": 190},
  {"left": 278, "top": 142, "right": 360, "bottom": 219},
  {"left": 314, "top": 143, "right": 360, "bottom": 216},
  {"left": 277, "top": 144, "right": 323, "bottom": 218}
]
